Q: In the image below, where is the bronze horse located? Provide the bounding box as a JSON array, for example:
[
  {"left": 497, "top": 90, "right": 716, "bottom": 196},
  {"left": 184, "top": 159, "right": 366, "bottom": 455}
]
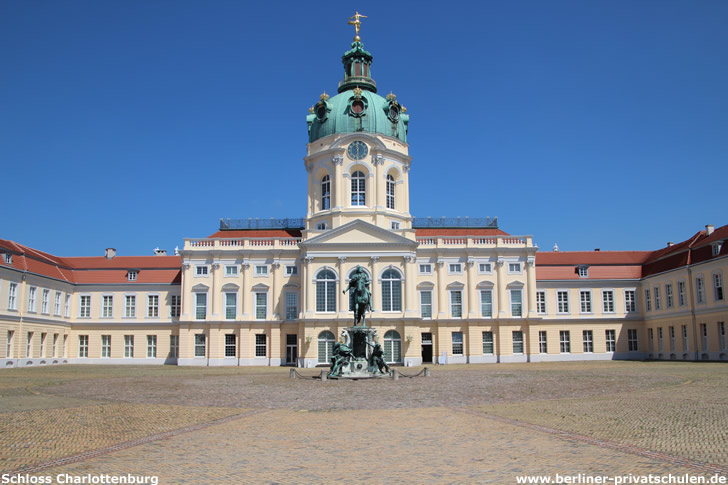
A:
[{"left": 343, "top": 266, "right": 373, "bottom": 326}]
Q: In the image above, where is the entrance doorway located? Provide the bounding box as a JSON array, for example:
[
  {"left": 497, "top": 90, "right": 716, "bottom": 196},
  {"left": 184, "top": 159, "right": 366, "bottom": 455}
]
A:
[
  {"left": 421, "top": 332, "right": 433, "bottom": 363},
  {"left": 286, "top": 334, "right": 298, "bottom": 366}
]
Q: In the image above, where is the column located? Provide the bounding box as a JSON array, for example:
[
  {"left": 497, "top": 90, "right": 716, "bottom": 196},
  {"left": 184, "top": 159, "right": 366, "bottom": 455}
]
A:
[
  {"left": 270, "top": 322, "right": 281, "bottom": 366},
  {"left": 333, "top": 155, "right": 344, "bottom": 209},
  {"left": 304, "top": 256, "right": 314, "bottom": 316},
  {"left": 467, "top": 258, "right": 477, "bottom": 317},
  {"left": 527, "top": 256, "right": 537, "bottom": 317},
  {"left": 210, "top": 263, "right": 220, "bottom": 318},
  {"left": 271, "top": 260, "right": 281, "bottom": 319},
  {"left": 181, "top": 264, "right": 191, "bottom": 318},
  {"left": 369, "top": 256, "right": 379, "bottom": 313},
  {"left": 373, "top": 154, "right": 384, "bottom": 211},
  {"left": 241, "top": 261, "right": 250, "bottom": 318},
  {"left": 436, "top": 259, "right": 446, "bottom": 317},
  {"left": 337, "top": 256, "right": 348, "bottom": 316},
  {"left": 404, "top": 255, "right": 416, "bottom": 315},
  {"left": 497, "top": 258, "right": 507, "bottom": 317}
]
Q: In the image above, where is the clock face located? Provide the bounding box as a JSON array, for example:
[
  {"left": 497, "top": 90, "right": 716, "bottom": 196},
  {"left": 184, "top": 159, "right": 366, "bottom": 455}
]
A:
[{"left": 347, "top": 141, "right": 368, "bottom": 160}]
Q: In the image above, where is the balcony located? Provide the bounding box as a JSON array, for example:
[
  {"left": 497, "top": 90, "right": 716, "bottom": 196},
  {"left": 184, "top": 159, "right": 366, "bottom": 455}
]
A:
[
  {"left": 415, "top": 235, "right": 532, "bottom": 249},
  {"left": 184, "top": 238, "right": 302, "bottom": 250}
]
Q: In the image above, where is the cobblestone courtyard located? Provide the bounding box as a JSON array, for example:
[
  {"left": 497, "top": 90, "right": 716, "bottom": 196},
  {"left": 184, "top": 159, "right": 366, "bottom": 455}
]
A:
[{"left": 0, "top": 361, "right": 726, "bottom": 484}]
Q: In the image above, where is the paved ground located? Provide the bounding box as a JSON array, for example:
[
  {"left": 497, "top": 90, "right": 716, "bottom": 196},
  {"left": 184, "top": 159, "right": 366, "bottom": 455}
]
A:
[{"left": 0, "top": 361, "right": 726, "bottom": 484}]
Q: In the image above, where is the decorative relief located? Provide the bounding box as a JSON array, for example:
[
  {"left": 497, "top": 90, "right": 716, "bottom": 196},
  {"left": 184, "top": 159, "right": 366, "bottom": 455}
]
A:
[
  {"left": 332, "top": 155, "right": 344, "bottom": 166},
  {"left": 373, "top": 154, "right": 385, "bottom": 166}
]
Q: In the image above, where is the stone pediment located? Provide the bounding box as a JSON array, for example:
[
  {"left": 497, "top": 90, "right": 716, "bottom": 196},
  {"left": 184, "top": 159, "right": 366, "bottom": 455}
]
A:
[{"left": 301, "top": 220, "right": 416, "bottom": 249}]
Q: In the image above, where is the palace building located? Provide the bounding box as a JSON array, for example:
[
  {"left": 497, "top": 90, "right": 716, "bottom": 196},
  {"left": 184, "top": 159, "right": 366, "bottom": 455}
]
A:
[{"left": 1, "top": 20, "right": 727, "bottom": 368}]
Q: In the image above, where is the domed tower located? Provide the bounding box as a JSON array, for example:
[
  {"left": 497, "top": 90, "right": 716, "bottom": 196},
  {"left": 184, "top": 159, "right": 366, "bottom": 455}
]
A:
[{"left": 304, "top": 13, "right": 412, "bottom": 235}]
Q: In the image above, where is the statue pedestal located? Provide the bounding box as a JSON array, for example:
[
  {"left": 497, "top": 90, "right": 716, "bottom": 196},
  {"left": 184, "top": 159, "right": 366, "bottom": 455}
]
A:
[{"left": 328, "top": 325, "right": 390, "bottom": 379}]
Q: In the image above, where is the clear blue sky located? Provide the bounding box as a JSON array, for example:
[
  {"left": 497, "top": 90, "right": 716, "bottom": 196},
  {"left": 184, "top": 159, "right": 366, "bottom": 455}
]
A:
[{"left": 2, "top": 1, "right": 726, "bottom": 256}]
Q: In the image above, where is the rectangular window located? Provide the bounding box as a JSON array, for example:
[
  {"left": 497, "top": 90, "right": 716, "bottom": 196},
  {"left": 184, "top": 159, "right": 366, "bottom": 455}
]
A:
[
  {"left": 628, "top": 329, "right": 638, "bottom": 351},
  {"left": 448, "top": 263, "right": 462, "bottom": 274},
  {"left": 714, "top": 273, "right": 724, "bottom": 301},
  {"left": 41, "top": 289, "right": 49, "bottom": 314},
  {"left": 700, "top": 323, "right": 708, "bottom": 351},
  {"left": 147, "top": 335, "right": 157, "bottom": 358},
  {"left": 54, "top": 292, "right": 62, "bottom": 316},
  {"left": 665, "top": 284, "right": 674, "bottom": 308},
  {"left": 669, "top": 326, "right": 675, "bottom": 352},
  {"left": 170, "top": 295, "right": 181, "bottom": 318},
  {"left": 602, "top": 291, "right": 614, "bottom": 313},
  {"left": 644, "top": 289, "right": 652, "bottom": 311},
  {"left": 512, "top": 331, "right": 524, "bottom": 354},
  {"left": 195, "top": 334, "right": 206, "bottom": 357},
  {"left": 560, "top": 331, "right": 571, "bottom": 353},
  {"left": 450, "top": 290, "right": 462, "bottom": 318},
  {"left": 80, "top": 295, "right": 91, "bottom": 318},
  {"left": 147, "top": 295, "right": 159, "bottom": 318},
  {"left": 658, "top": 327, "right": 664, "bottom": 352},
  {"left": 8, "top": 282, "right": 17, "bottom": 310},
  {"left": 62, "top": 335, "right": 67, "bottom": 357},
  {"left": 682, "top": 325, "right": 689, "bottom": 352},
  {"left": 52, "top": 334, "right": 57, "bottom": 357},
  {"left": 125, "top": 295, "right": 136, "bottom": 318},
  {"left": 3, "top": 253, "right": 11, "bottom": 264},
  {"left": 557, "top": 291, "right": 569, "bottom": 313},
  {"left": 101, "top": 335, "right": 111, "bottom": 358},
  {"left": 127, "top": 270, "right": 137, "bottom": 281},
  {"left": 418, "top": 263, "right": 432, "bottom": 274},
  {"left": 64, "top": 295, "right": 71, "bottom": 317},
  {"left": 580, "top": 291, "right": 592, "bottom": 313},
  {"left": 578, "top": 266, "right": 589, "bottom": 278},
  {"left": 28, "top": 287, "right": 37, "bottom": 312},
  {"left": 510, "top": 289, "right": 522, "bottom": 317},
  {"left": 285, "top": 265, "right": 298, "bottom": 276},
  {"left": 195, "top": 293, "right": 207, "bottom": 320},
  {"left": 225, "top": 293, "right": 237, "bottom": 320},
  {"left": 452, "top": 332, "right": 463, "bottom": 355},
  {"left": 170, "top": 335, "right": 179, "bottom": 358},
  {"left": 508, "top": 262, "right": 522, "bottom": 274},
  {"left": 78, "top": 335, "right": 88, "bottom": 358},
  {"left": 677, "top": 281, "right": 686, "bottom": 306},
  {"left": 648, "top": 328, "right": 654, "bottom": 352},
  {"left": 124, "top": 335, "right": 134, "bottom": 358},
  {"left": 536, "top": 291, "right": 546, "bottom": 314},
  {"left": 26, "top": 332, "right": 33, "bottom": 357},
  {"left": 480, "top": 290, "right": 493, "bottom": 317},
  {"left": 102, "top": 295, "right": 113, "bottom": 318},
  {"left": 6, "top": 331, "right": 13, "bottom": 357},
  {"left": 654, "top": 287, "right": 661, "bottom": 310},
  {"left": 482, "top": 331, "right": 494, "bottom": 355},
  {"left": 225, "top": 334, "right": 237, "bottom": 357},
  {"left": 195, "top": 265, "right": 208, "bottom": 276},
  {"left": 40, "top": 333, "right": 46, "bottom": 357},
  {"left": 255, "top": 334, "right": 267, "bottom": 357},
  {"left": 625, "top": 290, "right": 637, "bottom": 313},
  {"left": 255, "top": 265, "right": 268, "bottom": 276},
  {"left": 696, "top": 277, "right": 705, "bottom": 303},
  {"left": 478, "top": 263, "right": 492, "bottom": 274},
  {"left": 255, "top": 292, "right": 267, "bottom": 320},
  {"left": 225, "top": 265, "right": 238, "bottom": 276},
  {"left": 420, "top": 291, "right": 432, "bottom": 318},
  {"left": 539, "top": 331, "right": 547, "bottom": 353},
  {"left": 286, "top": 292, "right": 298, "bottom": 320},
  {"left": 719, "top": 322, "right": 726, "bottom": 351},
  {"left": 583, "top": 330, "right": 593, "bottom": 353},
  {"left": 605, "top": 329, "right": 616, "bottom": 352}
]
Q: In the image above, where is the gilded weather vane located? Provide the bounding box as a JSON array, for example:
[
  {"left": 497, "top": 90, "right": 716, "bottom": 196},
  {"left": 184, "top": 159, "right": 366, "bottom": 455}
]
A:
[{"left": 348, "top": 11, "right": 367, "bottom": 41}]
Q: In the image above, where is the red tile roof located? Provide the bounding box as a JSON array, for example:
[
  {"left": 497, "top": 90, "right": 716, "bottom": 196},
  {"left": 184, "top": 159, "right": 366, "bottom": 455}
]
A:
[{"left": 535, "top": 251, "right": 650, "bottom": 281}]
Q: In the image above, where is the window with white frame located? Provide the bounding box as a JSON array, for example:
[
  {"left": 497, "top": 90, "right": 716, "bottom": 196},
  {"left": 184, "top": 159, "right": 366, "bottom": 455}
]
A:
[
  {"left": 27, "top": 287, "right": 37, "bottom": 312},
  {"left": 606, "top": 329, "right": 616, "bottom": 352},
  {"left": 657, "top": 327, "right": 664, "bottom": 352},
  {"left": 40, "top": 333, "right": 46, "bottom": 357},
  {"left": 255, "top": 292, "right": 267, "bottom": 320},
  {"left": 559, "top": 331, "right": 571, "bottom": 353},
  {"left": 170, "top": 295, "right": 181, "bottom": 318},
  {"left": 536, "top": 291, "right": 546, "bottom": 314},
  {"left": 625, "top": 290, "right": 637, "bottom": 313},
  {"left": 648, "top": 328, "right": 654, "bottom": 352},
  {"left": 557, "top": 291, "right": 569, "bottom": 313},
  {"left": 316, "top": 269, "right": 337, "bottom": 312},
  {"left": 644, "top": 289, "right": 652, "bottom": 311},
  {"left": 225, "top": 293, "right": 237, "bottom": 320},
  {"left": 170, "top": 335, "right": 179, "bottom": 358},
  {"left": 54, "top": 292, "right": 62, "bottom": 316},
  {"left": 351, "top": 171, "right": 366, "bottom": 206},
  {"left": 195, "top": 293, "right": 207, "bottom": 320},
  {"left": 285, "top": 265, "right": 298, "bottom": 276},
  {"left": 381, "top": 269, "right": 402, "bottom": 312},
  {"left": 316, "top": 222, "right": 328, "bottom": 231},
  {"left": 677, "top": 281, "right": 686, "bottom": 306},
  {"left": 665, "top": 284, "right": 674, "bottom": 308},
  {"left": 580, "top": 291, "right": 592, "bottom": 313},
  {"left": 700, "top": 323, "right": 708, "bottom": 351},
  {"left": 480, "top": 290, "right": 493, "bottom": 317},
  {"left": 713, "top": 242, "right": 723, "bottom": 257},
  {"left": 602, "top": 290, "right": 615, "bottom": 313},
  {"left": 478, "top": 262, "right": 492, "bottom": 274},
  {"left": 386, "top": 174, "right": 395, "bottom": 209},
  {"left": 696, "top": 276, "right": 705, "bottom": 303},
  {"left": 26, "top": 332, "right": 33, "bottom": 357},
  {"left": 418, "top": 263, "right": 432, "bottom": 274},
  {"left": 225, "top": 334, "right": 236, "bottom": 357},
  {"left": 147, "top": 335, "right": 157, "bottom": 358},
  {"left": 124, "top": 335, "right": 134, "bottom": 358},
  {"left": 318, "top": 331, "right": 336, "bottom": 363},
  {"left": 64, "top": 294, "right": 71, "bottom": 317},
  {"left": 420, "top": 291, "right": 432, "bottom": 318},
  {"left": 255, "top": 265, "right": 268, "bottom": 276},
  {"left": 3, "top": 253, "right": 12, "bottom": 264},
  {"left": 390, "top": 220, "right": 401, "bottom": 230},
  {"left": 101, "top": 335, "right": 111, "bottom": 358},
  {"left": 225, "top": 265, "right": 238, "bottom": 277},
  {"left": 285, "top": 292, "right": 298, "bottom": 320},
  {"left": 452, "top": 331, "right": 463, "bottom": 355},
  {"left": 79, "top": 295, "right": 91, "bottom": 318},
  {"left": 448, "top": 263, "right": 462, "bottom": 274},
  {"left": 654, "top": 286, "right": 661, "bottom": 310},
  {"left": 125, "top": 295, "right": 136, "bottom": 318},
  {"left": 383, "top": 330, "right": 402, "bottom": 363},
  {"left": 714, "top": 273, "right": 724, "bottom": 301},
  {"left": 578, "top": 266, "right": 589, "bottom": 278},
  {"left": 8, "top": 282, "right": 17, "bottom": 310},
  {"left": 482, "top": 331, "right": 494, "bottom": 354},
  {"left": 669, "top": 326, "right": 675, "bottom": 352},
  {"left": 628, "top": 329, "right": 638, "bottom": 351},
  {"left": 681, "top": 325, "right": 689, "bottom": 352},
  {"left": 510, "top": 289, "right": 522, "bottom": 317},
  {"left": 102, "top": 295, "right": 113, "bottom": 318},
  {"left": 321, "top": 174, "right": 331, "bottom": 210},
  {"left": 195, "top": 334, "right": 206, "bottom": 357},
  {"left": 508, "top": 262, "right": 522, "bottom": 274},
  {"left": 450, "top": 290, "right": 462, "bottom": 318},
  {"left": 78, "top": 335, "right": 88, "bottom": 358},
  {"left": 6, "top": 331, "right": 13, "bottom": 358},
  {"left": 128, "top": 270, "right": 138, "bottom": 281},
  {"left": 255, "top": 334, "right": 267, "bottom": 357},
  {"left": 52, "top": 333, "right": 57, "bottom": 358},
  {"left": 583, "top": 330, "right": 593, "bottom": 353},
  {"left": 195, "top": 265, "right": 208, "bottom": 276},
  {"left": 719, "top": 322, "right": 726, "bottom": 351},
  {"left": 539, "top": 331, "right": 547, "bottom": 353},
  {"left": 512, "top": 331, "right": 524, "bottom": 354},
  {"left": 41, "top": 289, "right": 49, "bottom": 314},
  {"left": 147, "top": 295, "right": 159, "bottom": 318}
]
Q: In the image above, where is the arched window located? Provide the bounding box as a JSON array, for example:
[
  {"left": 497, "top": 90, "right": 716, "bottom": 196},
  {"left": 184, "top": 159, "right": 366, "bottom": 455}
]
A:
[
  {"left": 381, "top": 268, "right": 402, "bottom": 312},
  {"left": 351, "top": 171, "right": 366, "bottom": 206},
  {"left": 386, "top": 174, "right": 395, "bottom": 209},
  {"left": 383, "top": 330, "right": 402, "bottom": 364},
  {"left": 321, "top": 175, "right": 330, "bottom": 210},
  {"left": 318, "top": 331, "right": 336, "bottom": 364},
  {"left": 315, "top": 269, "right": 337, "bottom": 312}
]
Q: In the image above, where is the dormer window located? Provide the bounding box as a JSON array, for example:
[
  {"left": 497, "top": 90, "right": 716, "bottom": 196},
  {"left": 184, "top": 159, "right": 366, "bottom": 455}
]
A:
[
  {"left": 578, "top": 266, "right": 589, "bottom": 278},
  {"left": 127, "top": 270, "right": 138, "bottom": 281},
  {"left": 3, "top": 253, "right": 11, "bottom": 264},
  {"left": 712, "top": 242, "right": 723, "bottom": 257}
]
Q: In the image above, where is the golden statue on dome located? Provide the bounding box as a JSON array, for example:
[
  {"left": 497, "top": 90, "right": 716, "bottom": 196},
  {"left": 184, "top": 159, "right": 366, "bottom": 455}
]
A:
[{"left": 348, "top": 11, "right": 367, "bottom": 41}]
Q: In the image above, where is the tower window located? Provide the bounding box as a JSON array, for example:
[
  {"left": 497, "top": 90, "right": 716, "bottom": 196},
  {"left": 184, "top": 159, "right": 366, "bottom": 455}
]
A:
[
  {"left": 386, "top": 174, "right": 395, "bottom": 209},
  {"left": 321, "top": 175, "right": 330, "bottom": 210},
  {"left": 351, "top": 171, "right": 366, "bottom": 206}
]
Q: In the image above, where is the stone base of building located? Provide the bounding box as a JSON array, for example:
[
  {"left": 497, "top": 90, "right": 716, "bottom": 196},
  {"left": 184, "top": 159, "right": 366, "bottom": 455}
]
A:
[{"left": 4, "top": 358, "right": 70, "bottom": 368}]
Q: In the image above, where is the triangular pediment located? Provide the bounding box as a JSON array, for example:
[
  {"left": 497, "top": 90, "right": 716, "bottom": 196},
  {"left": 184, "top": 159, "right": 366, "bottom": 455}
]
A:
[{"left": 301, "top": 220, "right": 416, "bottom": 248}]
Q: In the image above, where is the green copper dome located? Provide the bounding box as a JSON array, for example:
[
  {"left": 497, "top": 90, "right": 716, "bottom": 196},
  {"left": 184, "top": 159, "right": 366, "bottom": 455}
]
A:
[{"left": 307, "top": 40, "right": 409, "bottom": 144}]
